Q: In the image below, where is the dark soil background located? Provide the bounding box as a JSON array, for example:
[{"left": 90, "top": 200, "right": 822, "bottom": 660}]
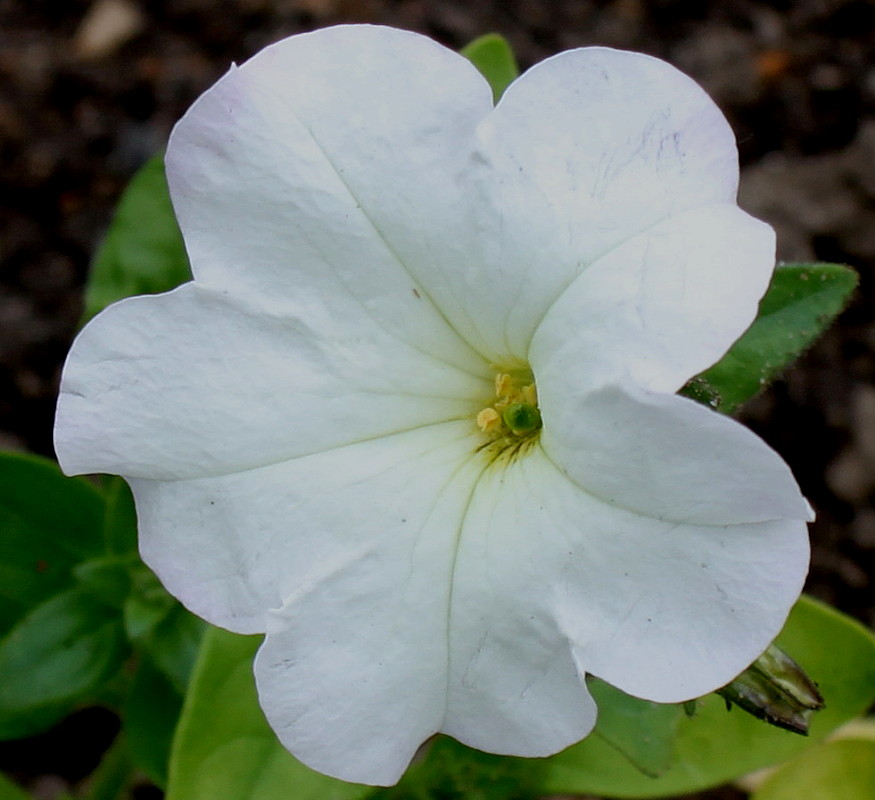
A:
[{"left": 1, "top": 1, "right": 874, "bottom": 798}]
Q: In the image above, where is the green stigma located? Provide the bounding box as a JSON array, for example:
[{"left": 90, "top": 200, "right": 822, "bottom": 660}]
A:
[
  {"left": 502, "top": 403, "right": 542, "bottom": 436},
  {"left": 476, "top": 371, "right": 542, "bottom": 463}
]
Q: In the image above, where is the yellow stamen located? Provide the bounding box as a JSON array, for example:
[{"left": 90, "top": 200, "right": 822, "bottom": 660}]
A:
[
  {"left": 495, "top": 373, "right": 513, "bottom": 399},
  {"left": 477, "top": 407, "right": 501, "bottom": 432}
]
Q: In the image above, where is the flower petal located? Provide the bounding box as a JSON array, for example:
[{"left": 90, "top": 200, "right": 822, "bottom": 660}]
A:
[
  {"left": 530, "top": 204, "right": 775, "bottom": 396},
  {"left": 167, "top": 32, "right": 744, "bottom": 367},
  {"left": 56, "top": 284, "right": 487, "bottom": 480},
  {"left": 540, "top": 383, "right": 812, "bottom": 526},
  {"left": 130, "top": 422, "right": 484, "bottom": 784},
  {"left": 444, "top": 449, "right": 598, "bottom": 756},
  {"left": 448, "top": 446, "right": 807, "bottom": 719},
  {"left": 166, "top": 24, "right": 494, "bottom": 369},
  {"left": 454, "top": 46, "right": 741, "bottom": 359},
  {"left": 130, "top": 420, "right": 480, "bottom": 632}
]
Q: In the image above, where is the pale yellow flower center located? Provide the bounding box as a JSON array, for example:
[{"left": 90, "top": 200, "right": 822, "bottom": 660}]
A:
[{"left": 476, "top": 370, "right": 542, "bottom": 460}]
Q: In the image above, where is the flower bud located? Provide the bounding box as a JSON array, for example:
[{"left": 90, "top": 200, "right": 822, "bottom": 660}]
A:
[{"left": 717, "top": 643, "right": 824, "bottom": 735}]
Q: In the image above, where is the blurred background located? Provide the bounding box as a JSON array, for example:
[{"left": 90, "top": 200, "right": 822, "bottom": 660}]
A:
[{"left": 0, "top": 1, "right": 873, "bottom": 798}]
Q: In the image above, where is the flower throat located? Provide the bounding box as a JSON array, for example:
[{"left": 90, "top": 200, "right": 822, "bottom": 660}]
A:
[{"left": 477, "top": 370, "right": 542, "bottom": 458}]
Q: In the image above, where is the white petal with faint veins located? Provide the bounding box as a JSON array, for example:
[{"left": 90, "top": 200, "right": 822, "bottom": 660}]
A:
[{"left": 57, "top": 283, "right": 487, "bottom": 480}]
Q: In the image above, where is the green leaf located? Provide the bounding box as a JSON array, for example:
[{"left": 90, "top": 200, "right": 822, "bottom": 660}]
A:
[
  {"left": 0, "top": 773, "right": 32, "bottom": 800},
  {"left": 124, "top": 657, "right": 184, "bottom": 788},
  {"left": 587, "top": 679, "right": 683, "bottom": 777},
  {"left": 0, "top": 588, "right": 128, "bottom": 739},
  {"left": 166, "top": 626, "right": 371, "bottom": 800},
  {"left": 695, "top": 262, "right": 857, "bottom": 413},
  {"left": 124, "top": 563, "right": 205, "bottom": 693},
  {"left": 541, "top": 595, "right": 875, "bottom": 798},
  {"left": 123, "top": 566, "right": 175, "bottom": 643},
  {"left": 461, "top": 34, "right": 519, "bottom": 102},
  {"left": 751, "top": 738, "right": 875, "bottom": 800},
  {"left": 0, "top": 452, "right": 104, "bottom": 637},
  {"left": 101, "top": 477, "right": 138, "bottom": 556},
  {"left": 83, "top": 153, "right": 190, "bottom": 323},
  {"left": 74, "top": 556, "right": 133, "bottom": 609},
  {"left": 374, "top": 736, "right": 542, "bottom": 800},
  {"left": 140, "top": 604, "right": 205, "bottom": 694}
]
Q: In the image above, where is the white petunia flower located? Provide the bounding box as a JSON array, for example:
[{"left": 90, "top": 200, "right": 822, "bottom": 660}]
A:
[{"left": 55, "top": 25, "right": 812, "bottom": 786}]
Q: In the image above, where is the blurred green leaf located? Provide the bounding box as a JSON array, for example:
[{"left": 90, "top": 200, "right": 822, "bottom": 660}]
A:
[
  {"left": 101, "top": 477, "right": 138, "bottom": 556},
  {"left": 587, "top": 679, "right": 683, "bottom": 777},
  {"left": 692, "top": 262, "right": 857, "bottom": 413},
  {"left": 140, "top": 604, "right": 205, "bottom": 694},
  {"left": 541, "top": 595, "right": 875, "bottom": 798},
  {"left": 124, "top": 657, "right": 184, "bottom": 788},
  {"left": 374, "top": 736, "right": 541, "bottom": 800},
  {"left": 74, "top": 556, "right": 133, "bottom": 609},
  {"left": 0, "top": 588, "right": 128, "bottom": 739},
  {"left": 166, "top": 626, "right": 371, "bottom": 800},
  {"left": 123, "top": 565, "right": 174, "bottom": 643},
  {"left": 124, "top": 564, "right": 204, "bottom": 693},
  {"left": 461, "top": 33, "right": 519, "bottom": 102},
  {"left": 751, "top": 737, "right": 875, "bottom": 800},
  {"left": 0, "top": 452, "right": 104, "bottom": 637},
  {"left": 0, "top": 773, "right": 31, "bottom": 800},
  {"left": 84, "top": 154, "right": 190, "bottom": 323}
]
